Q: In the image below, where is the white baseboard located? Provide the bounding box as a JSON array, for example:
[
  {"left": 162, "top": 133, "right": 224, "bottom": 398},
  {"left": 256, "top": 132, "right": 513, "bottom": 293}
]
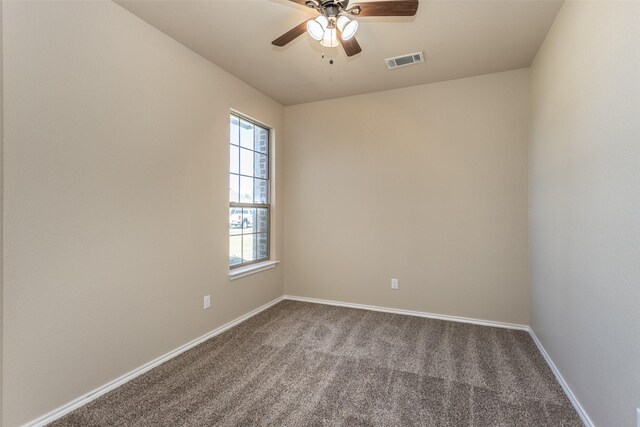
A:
[
  {"left": 283, "top": 295, "right": 529, "bottom": 331},
  {"left": 528, "top": 329, "right": 594, "bottom": 427},
  {"left": 25, "top": 294, "right": 592, "bottom": 427},
  {"left": 24, "top": 295, "right": 285, "bottom": 427},
  {"left": 283, "top": 295, "right": 592, "bottom": 426}
]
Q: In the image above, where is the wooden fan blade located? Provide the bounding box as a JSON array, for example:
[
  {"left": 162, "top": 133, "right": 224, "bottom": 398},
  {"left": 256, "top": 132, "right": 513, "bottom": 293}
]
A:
[
  {"left": 338, "top": 30, "right": 362, "bottom": 57},
  {"left": 272, "top": 21, "right": 309, "bottom": 47},
  {"left": 352, "top": 0, "right": 418, "bottom": 16},
  {"left": 289, "top": 0, "right": 309, "bottom": 5}
]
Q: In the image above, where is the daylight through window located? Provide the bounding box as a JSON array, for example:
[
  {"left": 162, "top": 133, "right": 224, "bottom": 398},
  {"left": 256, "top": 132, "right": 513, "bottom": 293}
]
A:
[{"left": 229, "top": 113, "right": 270, "bottom": 268}]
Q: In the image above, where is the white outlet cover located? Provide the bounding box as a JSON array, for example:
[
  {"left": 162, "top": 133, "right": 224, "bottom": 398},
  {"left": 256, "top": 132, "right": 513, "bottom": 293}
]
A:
[
  {"left": 204, "top": 295, "right": 211, "bottom": 309},
  {"left": 391, "top": 279, "right": 399, "bottom": 289}
]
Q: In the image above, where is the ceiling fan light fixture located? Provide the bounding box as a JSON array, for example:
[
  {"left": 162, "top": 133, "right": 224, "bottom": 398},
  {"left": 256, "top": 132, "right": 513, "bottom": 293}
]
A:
[
  {"left": 272, "top": 0, "right": 419, "bottom": 57},
  {"left": 307, "top": 16, "right": 327, "bottom": 41},
  {"left": 337, "top": 16, "right": 358, "bottom": 41}
]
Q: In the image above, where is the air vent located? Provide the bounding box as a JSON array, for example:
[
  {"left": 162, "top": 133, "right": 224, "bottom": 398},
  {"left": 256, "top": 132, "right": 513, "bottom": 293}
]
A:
[{"left": 385, "top": 52, "right": 424, "bottom": 69}]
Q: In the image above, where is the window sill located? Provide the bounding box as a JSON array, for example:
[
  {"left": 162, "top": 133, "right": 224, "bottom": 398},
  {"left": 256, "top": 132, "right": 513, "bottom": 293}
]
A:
[{"left": 229, "top": 260, "right": 280, "bottom": 281}]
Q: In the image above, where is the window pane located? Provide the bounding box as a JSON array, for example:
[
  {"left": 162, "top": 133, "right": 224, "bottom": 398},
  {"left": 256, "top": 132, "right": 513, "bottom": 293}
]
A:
[
  {"left": 242, "top": 234, "right": 256, "bottom": 262},
  {"left": 239, "top": 119, "right": 254, "bottom": 149},
  {"left": 229, "top": 208, "right": 242, "bottom": 235},
  {"left": 256, "top": 233, "right": 268, "bottom": 260},
  {"left": 254, "top": 179, "right": 268, "bottom": 204},
  {"left": 254, "top": 152, "right": 268, "bottom": 179},
  {"left": 242, "top": 208, "right": 256, "bottom": 234},
  {"left": 230, "top": 144, "right": 239, "bottom": 174},
  {"left": 255, "top": 126, "right": 268, "bottom": 153},
  {"left": 230, "top": 235, "right": 242, "bottom": 265},
  {"left": 240, "top": 176, "right": 253, "bottom": 203},
  {"left": 229, "top": 173, "right": 240, "bottom": 203},
  {"left": 229, "top": 114, "right": 270, "bottom": 269},
  {"left": 240, "top": 148, "right": 254, "bottom": 176},
  {"left": 230, "top": 115, "right": 239, "bottom": 146},
  {"left": 257, "top": 208, "right": 268, "bottom": 232}
]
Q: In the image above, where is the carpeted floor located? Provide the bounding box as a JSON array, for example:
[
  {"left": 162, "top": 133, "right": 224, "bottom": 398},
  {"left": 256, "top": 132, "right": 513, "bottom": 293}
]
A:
[{"left": 51, "top": 300, "right": 582, "bottom": 426}]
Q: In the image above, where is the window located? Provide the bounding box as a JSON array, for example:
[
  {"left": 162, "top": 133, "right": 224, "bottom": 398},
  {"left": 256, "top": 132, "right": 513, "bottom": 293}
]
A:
[{"left": 229, "top": 113, "right": 270, "bottom": 269}]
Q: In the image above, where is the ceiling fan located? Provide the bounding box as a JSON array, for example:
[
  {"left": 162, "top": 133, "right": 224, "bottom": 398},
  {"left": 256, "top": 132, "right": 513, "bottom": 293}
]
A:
[{"left": 272, "top": 0, "right": 419, "bottom": 57}]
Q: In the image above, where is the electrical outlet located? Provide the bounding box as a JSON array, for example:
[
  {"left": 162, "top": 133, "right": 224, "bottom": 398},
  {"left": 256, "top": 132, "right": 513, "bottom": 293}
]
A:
[
  {"left": 391, "top": 278, "right": 399, "bottom": 289},
  {"left": 203, "top": 295, "right": 211, "bottom": 309}
]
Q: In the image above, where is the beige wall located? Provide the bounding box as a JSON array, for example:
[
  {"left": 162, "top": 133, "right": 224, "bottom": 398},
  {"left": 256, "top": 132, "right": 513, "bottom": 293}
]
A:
[
  {"left": 0, "top": 0, "right": 4, "bottom": 422},
  {"left": 530, "top": 1, "right": 640, "bottom": 426},
  {"left": 1, "top": 1, "right": 284, "bottom": 425},
  {"left": 7, "top": 1, "right": 638, "bottom": 426},
  {"left": 284, "top": 69, "right": 530, "bottom": 325}
]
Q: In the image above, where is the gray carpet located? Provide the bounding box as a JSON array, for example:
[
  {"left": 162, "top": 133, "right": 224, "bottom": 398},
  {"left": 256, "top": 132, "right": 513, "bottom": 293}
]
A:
[{"left": 51, "top": 300, "right": 582, "bottom": 426}]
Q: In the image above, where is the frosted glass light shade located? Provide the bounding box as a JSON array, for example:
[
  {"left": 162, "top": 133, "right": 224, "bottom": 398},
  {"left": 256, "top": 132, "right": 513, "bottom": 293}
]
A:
[
  {"left": 307, "top": 16, "right": 329, "bottom": 41},
  {"left": 320, "top": 27, "right": 339, "bottom": 47},
  {"left": 337, "top": 16, "right": 358, "bottom": 41},
  {"left": 307, "top": 20, "right": 323, "bottom": 41}
]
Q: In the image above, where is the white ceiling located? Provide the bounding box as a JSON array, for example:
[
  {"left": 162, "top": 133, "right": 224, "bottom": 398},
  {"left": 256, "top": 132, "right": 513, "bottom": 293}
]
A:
[{"left": 115, "top": 0, "right": 563, "bottom": 106}]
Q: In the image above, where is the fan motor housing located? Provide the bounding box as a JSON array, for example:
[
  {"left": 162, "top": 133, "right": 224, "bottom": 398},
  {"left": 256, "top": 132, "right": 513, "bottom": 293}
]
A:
[
  {"left": 306, "top": 0, "right": 360, "bottom": 17},
  {"left": 324, "top": 4, "right": 339, "bottom": 17},
  {"left": 321, "top": 0, "right": 347, "bottom": 6}
]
